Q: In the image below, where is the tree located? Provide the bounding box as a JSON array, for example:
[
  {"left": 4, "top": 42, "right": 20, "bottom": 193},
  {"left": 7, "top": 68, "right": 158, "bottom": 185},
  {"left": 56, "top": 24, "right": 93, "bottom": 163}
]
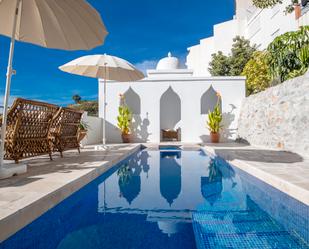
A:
[
  {"left": 208, "top": 51, "right": 230, "bottom": 76},
  {"left": 72, "top": 94, "right": 82, "bottom": 104},
  {"left": 229, "top": 36, "right": 257, "bottom": 76},
  {"left": 267, "top": 26, "right": 309, "bottom": 82},
  {"left": 208, "top": 36, "right": 256, "bottom": 76},
  {"left": 242, "top": 51, "right": 272, "bottom": 95}
]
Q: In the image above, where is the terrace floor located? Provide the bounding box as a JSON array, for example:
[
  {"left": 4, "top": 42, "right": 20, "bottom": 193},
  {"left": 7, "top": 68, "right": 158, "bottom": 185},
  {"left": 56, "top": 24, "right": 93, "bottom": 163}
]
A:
[
  {"left": 203, "top": 143, "right": 309, "bottom": 206},
  {"left": 0, "top": 144, "right": 140, "bottom": 242}
]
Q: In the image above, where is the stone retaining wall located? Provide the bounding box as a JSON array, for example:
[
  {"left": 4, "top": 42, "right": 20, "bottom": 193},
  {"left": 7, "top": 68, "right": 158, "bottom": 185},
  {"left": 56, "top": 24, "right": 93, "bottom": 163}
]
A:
[{"left": 237, "top": 76, "right": 309, "bottom": 157}]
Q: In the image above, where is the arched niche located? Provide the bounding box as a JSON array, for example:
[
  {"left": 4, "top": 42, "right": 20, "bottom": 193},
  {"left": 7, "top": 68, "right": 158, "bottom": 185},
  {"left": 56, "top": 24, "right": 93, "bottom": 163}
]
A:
[
  {"left": 200, "top": 85, "right": 222, "bottom": 115},
  {"left": 123, "top": 87, "right": 141, "bottom": 115},
  {"left": 160, "top": 87, "right": 181, "bottom": 130}
]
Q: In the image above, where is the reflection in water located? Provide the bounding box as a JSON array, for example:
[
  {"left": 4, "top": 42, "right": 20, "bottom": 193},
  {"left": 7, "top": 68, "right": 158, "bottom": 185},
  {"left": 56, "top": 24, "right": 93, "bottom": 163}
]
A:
[
  {"left": 140, "top": 151, "right": 150, "bottom": 178},
  {"left": 200, "top": 159, "right": 223, "bottom": 206},
  {"left": 117, "top": 155, "right": 142, "bottom": 205},
  {"left": 117, "top": 151, "right": 151, "bottom": 204},
  {"left": 3, "top": 149, "right": 309, "bottom": 249},
  {"left": 160, "top": 151, "right": 182, "bottom": 206}
]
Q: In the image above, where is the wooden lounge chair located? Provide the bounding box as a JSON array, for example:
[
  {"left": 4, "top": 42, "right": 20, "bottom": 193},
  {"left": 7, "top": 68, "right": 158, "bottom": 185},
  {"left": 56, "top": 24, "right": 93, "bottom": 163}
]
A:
[
  {"left": 0, "top": 98, "right": 59, "bottom": 163},
  {"left": 50, "top": 107, "right": 83, "bottom": 157}
]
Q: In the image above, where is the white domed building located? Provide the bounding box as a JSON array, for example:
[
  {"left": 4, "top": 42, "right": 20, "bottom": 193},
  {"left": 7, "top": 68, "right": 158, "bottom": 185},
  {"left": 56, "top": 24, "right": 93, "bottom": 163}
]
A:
[
  {"left": 156, "top": 52, "right": 180, "bottom": 70},
  {"left": 98, "top": 52, "right": 245, "bottom": 143}
]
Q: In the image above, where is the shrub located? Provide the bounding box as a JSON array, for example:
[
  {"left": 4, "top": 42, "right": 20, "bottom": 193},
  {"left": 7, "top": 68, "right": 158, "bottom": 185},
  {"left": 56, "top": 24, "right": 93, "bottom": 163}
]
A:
[
  {"left": 68, "top": 100, "right": 98, "bottom": 116},
  {"left": 242, "top": 51, "right": 272, "bottom": 95},
  {"left": 267, "top": 26, "right": 309, "bottom": 82}
]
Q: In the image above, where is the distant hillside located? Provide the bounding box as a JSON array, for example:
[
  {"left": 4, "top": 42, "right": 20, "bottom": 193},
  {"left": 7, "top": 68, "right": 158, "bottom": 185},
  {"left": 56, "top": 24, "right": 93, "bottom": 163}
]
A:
[{"left": 68, "top": 100, "right": 98, "bottom": 117}]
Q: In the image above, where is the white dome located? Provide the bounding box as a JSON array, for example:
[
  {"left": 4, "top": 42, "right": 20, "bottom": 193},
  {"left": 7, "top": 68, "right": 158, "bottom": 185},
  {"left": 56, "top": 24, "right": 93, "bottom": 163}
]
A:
[{"left": 156, "top": 52, "right": 180, "bottom": 70}]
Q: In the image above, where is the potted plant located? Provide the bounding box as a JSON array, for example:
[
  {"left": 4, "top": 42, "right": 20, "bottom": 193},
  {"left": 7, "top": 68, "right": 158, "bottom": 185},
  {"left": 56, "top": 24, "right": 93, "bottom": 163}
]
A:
[
  {"left": 207, "top": 93, "right": 223, "bottom": 143},
  {"left": 77, "top": 121, "right": 88, "bottom": 143},
  {"left": 294, "top": 0, "right": 302, "bottom": 19},
  {"left": 285, "top": 0, "right": 302, "bottom": 19},
  {"left": 117, "top": 94, "right": 133, "bottom": 143}
]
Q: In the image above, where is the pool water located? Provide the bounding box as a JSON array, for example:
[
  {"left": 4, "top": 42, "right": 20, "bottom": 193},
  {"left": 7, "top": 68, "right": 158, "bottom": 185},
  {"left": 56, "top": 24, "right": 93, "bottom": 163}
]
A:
[{"left": 1, "top": 149, "right": 309, "bottom": 249}]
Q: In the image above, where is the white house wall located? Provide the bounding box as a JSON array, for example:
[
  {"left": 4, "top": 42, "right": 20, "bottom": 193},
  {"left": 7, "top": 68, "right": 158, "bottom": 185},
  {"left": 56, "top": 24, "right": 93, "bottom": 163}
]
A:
[
  {"left": 187, "top": 19, "right": 240, "bottom": 77},
  {"left": 98, "top": 77, "right": 245, "bottom": 144},
  {"left": 187, "top": 0, "right": 309, "bottom": 76}
]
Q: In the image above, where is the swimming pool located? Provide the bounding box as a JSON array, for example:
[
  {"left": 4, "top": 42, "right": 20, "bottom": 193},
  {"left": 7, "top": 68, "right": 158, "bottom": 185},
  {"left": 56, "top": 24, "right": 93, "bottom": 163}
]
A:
[{"left": 1, "top": 148, "right": 309, "bottom": 249}]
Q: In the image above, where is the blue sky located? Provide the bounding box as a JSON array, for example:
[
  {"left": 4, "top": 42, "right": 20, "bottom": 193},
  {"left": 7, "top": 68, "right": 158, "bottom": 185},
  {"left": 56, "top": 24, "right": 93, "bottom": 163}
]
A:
[{"left": 0, "top": 0, "right": 234, "bottom": 106}]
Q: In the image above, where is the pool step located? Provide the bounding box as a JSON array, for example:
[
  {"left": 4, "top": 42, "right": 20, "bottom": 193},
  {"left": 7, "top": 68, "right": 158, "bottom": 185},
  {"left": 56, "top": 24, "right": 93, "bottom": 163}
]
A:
[{"left": 192, "top": 201, "right": 308, "bottom": 249}]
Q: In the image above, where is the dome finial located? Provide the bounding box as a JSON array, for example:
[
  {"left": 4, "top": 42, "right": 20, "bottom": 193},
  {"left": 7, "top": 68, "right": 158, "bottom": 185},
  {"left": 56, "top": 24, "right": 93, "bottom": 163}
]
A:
[{"left": 156, "top": 52, "right": 180, "bottom": 70}]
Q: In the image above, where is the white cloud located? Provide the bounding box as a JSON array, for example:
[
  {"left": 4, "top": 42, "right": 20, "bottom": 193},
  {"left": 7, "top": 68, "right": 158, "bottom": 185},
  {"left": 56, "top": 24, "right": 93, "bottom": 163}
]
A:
[{"left": 135, "top": 60, "right": 157, "bottom": 74}]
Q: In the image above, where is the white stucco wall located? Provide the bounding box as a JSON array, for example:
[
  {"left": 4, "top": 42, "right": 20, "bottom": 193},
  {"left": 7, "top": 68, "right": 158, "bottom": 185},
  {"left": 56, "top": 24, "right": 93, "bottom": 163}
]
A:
[
  {"left": 98, "top": 72, "right": 245, "bottom": 144},
  {"left": 80, "top": 114, "right": 103, "bottom": 146},
  {"left": 187, "top": 19, "right": 240, "bottom": 77},
  {"left": 245, "top": 1, "right": 298, "bottom": 49},
  {"left": 187, "top": 0, "right": 309, "bottom": 76}
]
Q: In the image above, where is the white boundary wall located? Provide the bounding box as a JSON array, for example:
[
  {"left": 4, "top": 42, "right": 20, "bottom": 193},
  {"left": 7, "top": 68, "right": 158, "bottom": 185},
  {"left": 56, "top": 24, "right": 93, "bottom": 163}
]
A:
[
  {"left": 98, "top": 73, "right": 246, "bottom": 144},
  {"left": 80, "top": 114, "right": 103, "bottom": 146}
]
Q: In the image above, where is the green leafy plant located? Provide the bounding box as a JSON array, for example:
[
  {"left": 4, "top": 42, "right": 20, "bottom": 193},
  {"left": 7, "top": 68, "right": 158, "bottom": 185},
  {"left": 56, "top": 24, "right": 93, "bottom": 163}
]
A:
[
  {"left": 208, "top": 51, "right": 231, "bottom": 76},
  {"left": 285, "top": 0, "right": 300, "bottom": 14},
  {"left": 209, "top": 36, "right": 256, "bottom": 76},
  {"left": 267, "top": 26, "right": 309, "bottom": 82},
  {"left": 117, "top": 95, "right": 132, "bottom": 135},
  {"left": 242, "top": 51, "right": 272, "bottom": 95},
  {"left": 252, "top": 0, "right": 301, "bottom": 15},
  {"left": 252, "top": 0, "right": 282, "bottom": 8},
  {"left": 207, "top": 94, "right": 223, "bottom": 133},
  {"left": 79, "top": 121, "right": 89, "bottom": 131}
]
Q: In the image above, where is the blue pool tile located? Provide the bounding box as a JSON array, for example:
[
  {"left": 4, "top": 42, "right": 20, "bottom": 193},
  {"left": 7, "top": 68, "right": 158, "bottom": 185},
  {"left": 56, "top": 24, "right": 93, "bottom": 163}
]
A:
[{"left": 1, "top": 149, "right": 309, "bottom": 249}]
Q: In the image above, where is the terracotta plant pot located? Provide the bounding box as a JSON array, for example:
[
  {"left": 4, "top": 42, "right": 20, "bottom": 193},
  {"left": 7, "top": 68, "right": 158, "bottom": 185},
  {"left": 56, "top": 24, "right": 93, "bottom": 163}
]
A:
[
  {"left": 77, "top": 130, "right": 87, "bottom": 143},
  {"left": 121, "top": 133, "right": 131, "bottom": 143},
  {"left": 210, "top": 132, "right": 220, "bottom": 143},
  {"left": 295, "top": 4, "right": 301, "bottom": 20}
]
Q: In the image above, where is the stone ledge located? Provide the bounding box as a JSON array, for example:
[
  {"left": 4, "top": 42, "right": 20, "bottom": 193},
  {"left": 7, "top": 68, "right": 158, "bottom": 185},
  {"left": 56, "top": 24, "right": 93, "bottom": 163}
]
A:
[{"left": 202, "top": 143, "right": 309, "bottom": 206}]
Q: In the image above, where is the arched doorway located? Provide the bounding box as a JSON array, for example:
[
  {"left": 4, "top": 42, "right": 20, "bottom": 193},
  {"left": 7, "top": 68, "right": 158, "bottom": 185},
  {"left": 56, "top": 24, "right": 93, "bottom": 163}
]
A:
[{"left": 160, "top": 87, "right": 181, "bottom": 141}]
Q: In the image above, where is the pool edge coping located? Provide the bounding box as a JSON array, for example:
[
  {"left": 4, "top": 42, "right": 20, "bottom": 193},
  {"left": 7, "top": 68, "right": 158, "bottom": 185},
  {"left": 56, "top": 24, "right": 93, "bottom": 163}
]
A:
[
  {"left": 0, "top": 144, "right": 141, "bottom": 243},
  {"left": 202, "top": 145, "right": 309, "bottom": 207}
]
